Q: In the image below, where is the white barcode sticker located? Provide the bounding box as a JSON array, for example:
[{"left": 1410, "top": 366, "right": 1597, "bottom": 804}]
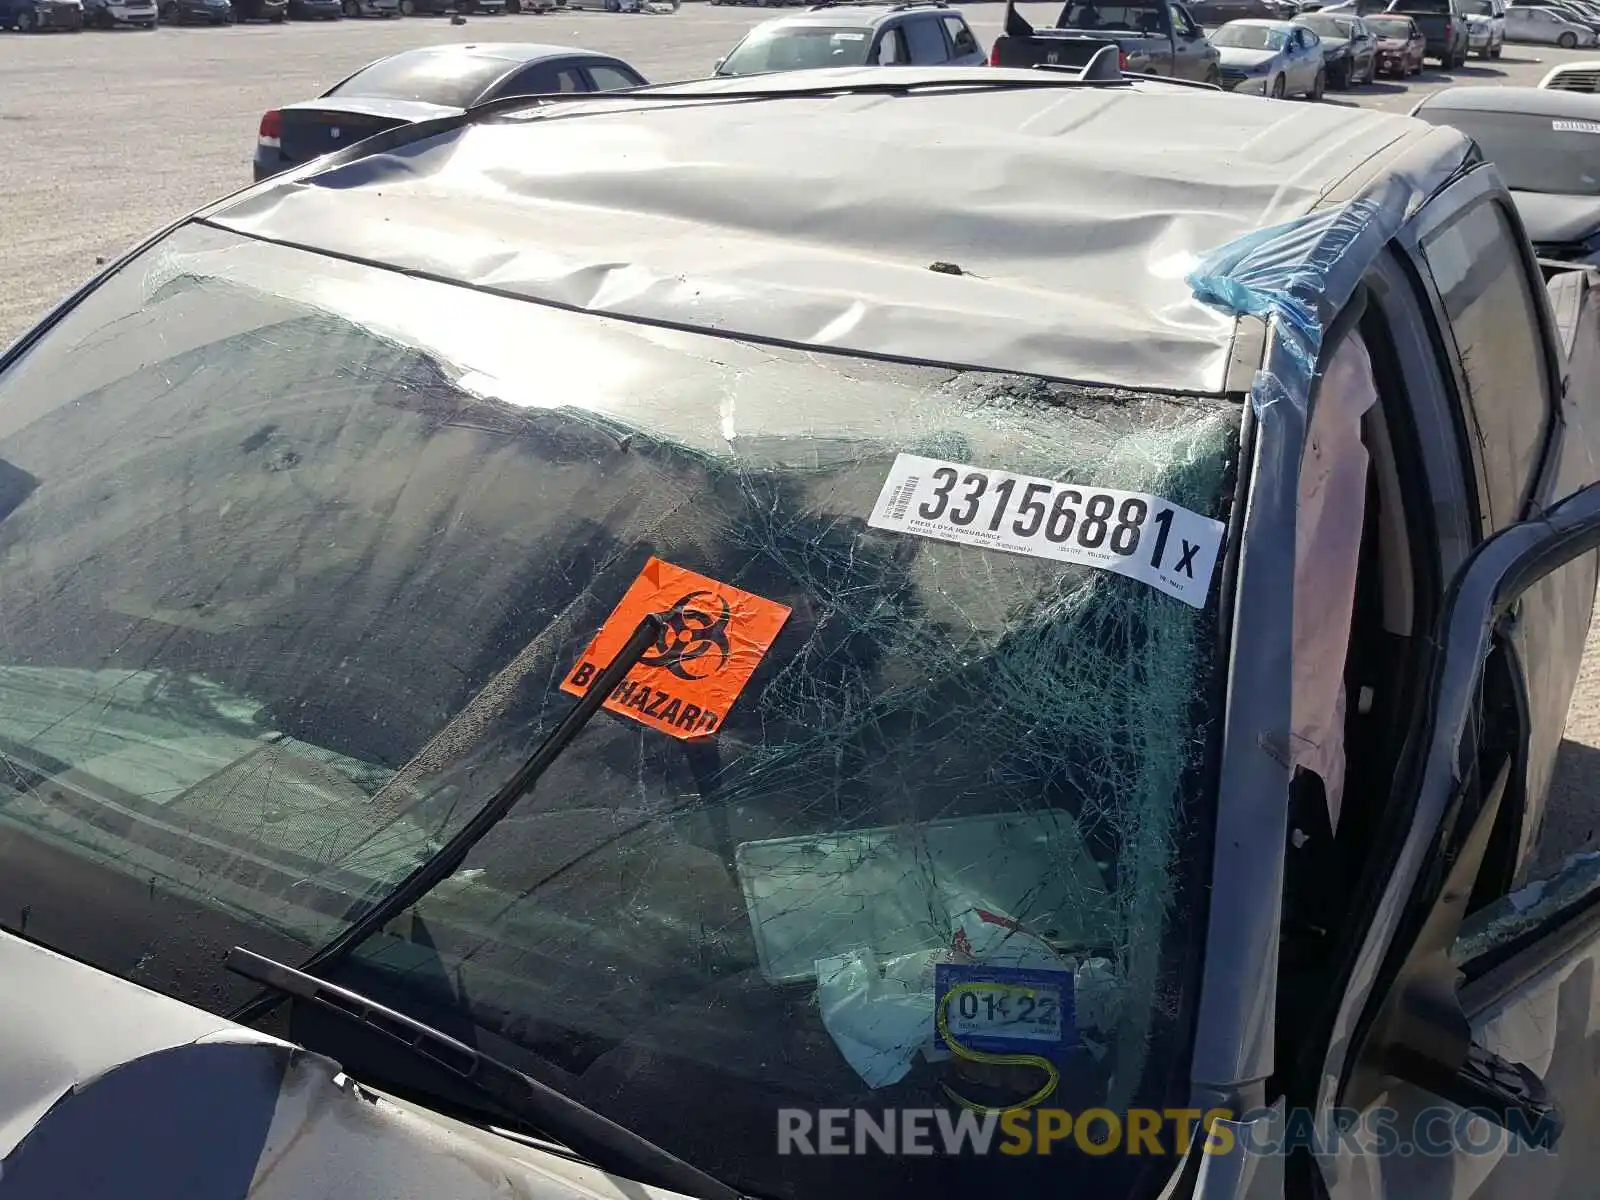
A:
[
  {"left": 867, "top": 453, "right": 1225, "bottom": 608},
  {"left": 1553, "top": 119, "right": 1600, "bottom": 134}
]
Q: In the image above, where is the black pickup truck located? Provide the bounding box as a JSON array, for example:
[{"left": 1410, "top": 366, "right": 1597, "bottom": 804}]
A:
[{"left": 989, "top": 0, "right": 1222, "bottom": 83}]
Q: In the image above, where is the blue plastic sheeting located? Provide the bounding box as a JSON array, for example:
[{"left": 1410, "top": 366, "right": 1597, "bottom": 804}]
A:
[{"left": 1187, "top": 195, "right": 1398, "bottom": 414}]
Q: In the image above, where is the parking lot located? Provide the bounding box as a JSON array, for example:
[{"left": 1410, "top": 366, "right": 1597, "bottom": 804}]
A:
[{"left": 3, "top": 4, "right": 1600, "bottom": 811}]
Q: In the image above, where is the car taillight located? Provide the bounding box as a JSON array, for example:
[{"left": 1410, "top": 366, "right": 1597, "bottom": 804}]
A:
[
  {"left": 1443, "top": 18, "right": 1452, "bottom": 35},
  {"left": 989, "top": 42, "right": 1000, "bottom": 64},
  {"left": 1119, "top": 48, "right": 1128, "bottom": 69},
  {"left": 258, "top": 109, "right": 282, "bottom": 149}
]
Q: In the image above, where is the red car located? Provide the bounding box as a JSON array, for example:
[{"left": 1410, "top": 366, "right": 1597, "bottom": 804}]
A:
[{"left": 1365, "top": 11, "right": 1427, "bottom": 73}]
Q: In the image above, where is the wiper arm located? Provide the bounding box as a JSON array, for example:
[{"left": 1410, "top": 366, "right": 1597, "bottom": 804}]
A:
[
  {"left": 226, "top": 947, "right": 746, "bottom": 1200},
  {"left": 229, "top": 612, "right": 664, "bottom": 1025}
]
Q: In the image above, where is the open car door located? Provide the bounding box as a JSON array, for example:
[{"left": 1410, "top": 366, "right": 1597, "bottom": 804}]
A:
[{"left": 1309, "top": 474, "right": 1600, "bottom": 1199}]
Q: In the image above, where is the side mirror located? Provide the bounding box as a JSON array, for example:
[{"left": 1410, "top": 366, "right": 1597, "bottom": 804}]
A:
[{"left": 713, "top": 56, "right": 726, "bottom": 71}]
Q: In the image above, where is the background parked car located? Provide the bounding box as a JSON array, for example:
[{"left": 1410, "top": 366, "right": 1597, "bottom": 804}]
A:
[
  {"left": 1363, "top": 9, "right": 1427, "bottom": 68},
  {"left": 254, "top": 43, "right": 648, "bottom": 181},
  {"left": 159, "top": 0, "right": 232, "bottom": 21},
  {"left": 1211, "top": 17, "right": 1326, "bottom": 96},
  {"left": 287, "top": 0, "right": 340, "bottom": 15},
  {"left": 1462, "top": 0, "right": 1506, "bottom": 52},
  {"left": 232, "top": 0, "right": 285, "bottom": 19},
  {"left": 1410, "top": 85, "right": 1600, "bottom": 261},
  {"left": 1504, "top": 2, "right": 1598, "bottom": 41},
  {"left": 1542, "top": 57, "right": 1600, "bottom": 87},
  {"left": 715, "top": 2, "right": 985, "bottom": 76},
  {"left": 402, "top": 0, "right": 506, "bottom": 14},
  {"left": 80, "top": 0, "right": 155, "bottom": 23},
  {"left": 1386, "top": 0, "right": 1469, "bottom": 65},
  {"left": 340, "top": 0, "right": 400, "bottom": 16},
  {"left": 1295, "top": 10, "right": 1377, "bottom": 83},
  {"left": 1, "top": 0, "right": 83, "bottom": 26}
]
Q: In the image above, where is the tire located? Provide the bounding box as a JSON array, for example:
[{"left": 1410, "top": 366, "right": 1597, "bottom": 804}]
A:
[
  {"left": 1491, "top": 39, "right": 1502, "bottom": 57},
  {"left": 1271, "top": 72, "right": 1286, "bottom": 97},
  {"left": 1561, "top": 30, "right": 1578, "bottom": 47},
  {"left": 1309, "top": 67, "right": 1325, "bottom": 99},
  {"left": 1205, "top": 65, "right": 1219, "bottom": 86}
]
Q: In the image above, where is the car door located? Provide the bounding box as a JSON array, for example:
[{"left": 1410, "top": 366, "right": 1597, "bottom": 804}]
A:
[
  {"left": 1530, "top": 8, "right": 1561, "bottom": 40},
  {"left": 1349, "top": 17, "right": 1375, "bottom": 69},
  {"left": 939, "top": 13, "right": 985, "bottom": 63},
  {"left": 1294, "top": 25, "right": 1322, "bottom": 87},
  {"left": 901, "top": 13, "right": 952, "bottom": 64},
  {"left": 1169, "top": 4, "right": 1214, "bottom": 76},
  {"left": 1299, "top": 169, "right": 1600, "bottom": 1200}
]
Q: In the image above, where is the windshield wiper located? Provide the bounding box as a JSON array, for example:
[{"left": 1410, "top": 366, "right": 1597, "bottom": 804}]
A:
[
  {"left": 229, "top": 611, "right": 664, "bottom": 1024},
  {"left": 226, "top": 947, "right": 746, "bottom": 1200}
]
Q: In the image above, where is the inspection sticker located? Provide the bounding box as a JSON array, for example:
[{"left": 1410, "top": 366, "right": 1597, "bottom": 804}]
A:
[
  {"left": 867, "top": 453, "right": 1224, "bottom": 608},
  {"left": 934, "top": 963, "right": 1079, "bottom": 1058},
  {"left": 1553, "top": 119, "right": 1600, "bottom": 135},
  {"left": 560, "top": 557, "right": 792, "bottom": 740}
]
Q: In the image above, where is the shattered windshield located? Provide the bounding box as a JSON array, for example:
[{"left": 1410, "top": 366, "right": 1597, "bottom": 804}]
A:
[{"left": 0, "top": 225, "right": 1238, "bottom": 1199}]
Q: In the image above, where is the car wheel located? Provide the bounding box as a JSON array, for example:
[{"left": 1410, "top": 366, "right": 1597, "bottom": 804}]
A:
[
  {"left": 1205, "top": 65, "right": 1219, "bottom": 85},
  {"left": 1561, "top": 30, "right": 1579, "bottom": 47},
  {"left": 1491, "top": 40, "right": 1502, "bottom": 57},
  {"left": 1271, "top": 73, "right": 1286, "bottom": 97}
]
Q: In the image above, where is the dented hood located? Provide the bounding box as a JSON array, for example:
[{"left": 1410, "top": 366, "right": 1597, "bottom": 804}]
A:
[{"left": 0, "top": 930, "right": 692, "bottom": 1200}]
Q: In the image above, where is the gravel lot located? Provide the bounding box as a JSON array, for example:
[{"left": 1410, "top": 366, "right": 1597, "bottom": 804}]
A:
[{"left": 2, "top": 7, "right": 1600, "bottom": 822}]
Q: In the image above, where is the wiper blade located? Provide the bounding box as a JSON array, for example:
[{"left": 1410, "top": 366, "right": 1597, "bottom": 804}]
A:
[
  {"left": 226, "top": 947, "right": 746, "bottom": 1200},
  {"left": 230, "top": 612, "right": 664, "bottom": 1023}
]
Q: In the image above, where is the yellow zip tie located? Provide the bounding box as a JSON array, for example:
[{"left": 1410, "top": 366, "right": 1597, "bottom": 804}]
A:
[{"left": 935, "top": 980, "right": 1060, "bottom": 1115}]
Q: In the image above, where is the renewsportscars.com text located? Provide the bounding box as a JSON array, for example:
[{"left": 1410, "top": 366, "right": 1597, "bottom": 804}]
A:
[{"left": 776, "top": 1106, "right": 1560, "bottom": 1159}]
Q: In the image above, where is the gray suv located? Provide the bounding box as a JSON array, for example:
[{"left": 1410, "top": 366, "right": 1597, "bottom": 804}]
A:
[{"left": 714, "top": 0, "right": 987, "bottom": 75}]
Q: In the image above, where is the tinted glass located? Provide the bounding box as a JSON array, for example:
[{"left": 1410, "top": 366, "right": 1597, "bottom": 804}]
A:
[
  {"left": 1058, "top": 1, "right": 1166, "bottom": 30},
  {"left": 1412, "top": 108, "right": 1600, "bottom": 195},
  {"left": 717, "top": 23, "right": 874, "bottom": 74},
  {"left": 329, "top": 51, "right": 513, "bottom": 107},
  {"left": 1366, "top": 12, "right": 1416, "bottom": 29},
  {"left": 903, "top": 15, "right": 951, "bottom": 61},
  {"left": 941, "top": 13, "right": 978, "bottom": 51},
  {"left": 1389, "top": 0, "right": 1450, "bottom": 11},
  {"left": 1419, "top": 199, "right": 1553, "bottom": 527},
  {"left": 587, "top": 63, "right": 644, "bottom": 90},
  {"left": 1212, "top": 21, "right": 1290, "bottom": 45},
  {"left": 0, "top": 224, "right": 1236, "bottom": 1200}
]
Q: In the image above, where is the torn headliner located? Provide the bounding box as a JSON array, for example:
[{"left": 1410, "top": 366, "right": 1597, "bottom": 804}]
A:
[{"left": 198, "top": 68, "right": 1450, "bottom": 394}]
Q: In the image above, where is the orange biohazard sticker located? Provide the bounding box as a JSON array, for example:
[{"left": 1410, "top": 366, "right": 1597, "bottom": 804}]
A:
[{"left": 560, "top": 557, "right": 792, "bottom": 740}]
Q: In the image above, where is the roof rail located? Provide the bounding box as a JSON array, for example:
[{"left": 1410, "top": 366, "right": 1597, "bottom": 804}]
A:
[{"left": 807, "top": 0, "right": 948, "bottom": 9}]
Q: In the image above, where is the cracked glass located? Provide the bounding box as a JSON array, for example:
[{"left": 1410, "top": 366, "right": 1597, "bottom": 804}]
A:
[{"left": 0, "top": 224, "right": 1239, "bottom": 1199}]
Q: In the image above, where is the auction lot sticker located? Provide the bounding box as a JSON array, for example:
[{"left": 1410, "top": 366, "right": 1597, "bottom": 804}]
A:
[
  {"left": 561, "top": 557, "right": 791, "bottom": 739},
  {"left": 867, "top": 453, "right": 1224, "bottom": 608}
]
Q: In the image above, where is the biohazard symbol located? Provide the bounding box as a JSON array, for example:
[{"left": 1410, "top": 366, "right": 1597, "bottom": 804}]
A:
[
  {"left": 636, "top": 590, "right": 733, "bottom": 681},
  {"left": 560, "top": 557, "right": 792, "bottom": 741}
]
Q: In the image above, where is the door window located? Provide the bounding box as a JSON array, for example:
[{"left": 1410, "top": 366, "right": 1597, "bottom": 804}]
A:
[
  {"left": 496, "top": 64, "right": 587, "bottom": 97},
  {"left": 585, "top": 63, "right": 644, "bottom": 90},
  {"left": 873, "top": 26, "right": 909, "bottom": 62},
  {"left": 1418, "top": 199, "right": 1554, "bottom": 529},
  {"left": 940, "top": 14, "right": 978, "bottom": 53},
  {"left": 902, "top": 15, "right": 951, "bottom": 62},
  {"left": 1170, "top": 4, "right": 1199, "bottom": 34}
]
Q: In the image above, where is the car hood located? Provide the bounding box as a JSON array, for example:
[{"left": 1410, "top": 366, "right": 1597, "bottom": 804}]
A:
[
  {"left": 1216, "top": 46, "right": 1280, "bottom": 65},
  {"left": 287, "top": 96, "right": 465, "bottom": 123},
  {"left": 1511, "top": 189, "right": 1600, "bottom": 242},
  {"left": 0, "top": 928, "right": 690, "bottom": 1199}
]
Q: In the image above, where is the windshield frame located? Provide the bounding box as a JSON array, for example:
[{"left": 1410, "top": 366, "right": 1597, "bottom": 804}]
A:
[{"left": 0, "top": 218, "right": 1251, "bottom": 1200}]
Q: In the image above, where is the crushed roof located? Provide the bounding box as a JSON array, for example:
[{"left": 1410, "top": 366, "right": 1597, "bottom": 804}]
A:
[{"left": 202, "top": 68, "right": 1473, "bottom": 393}]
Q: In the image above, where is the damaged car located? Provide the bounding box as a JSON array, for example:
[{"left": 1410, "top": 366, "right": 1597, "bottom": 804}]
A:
[{"left": 3, "top": 57, "right": 1600, "bottom": 1200}]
